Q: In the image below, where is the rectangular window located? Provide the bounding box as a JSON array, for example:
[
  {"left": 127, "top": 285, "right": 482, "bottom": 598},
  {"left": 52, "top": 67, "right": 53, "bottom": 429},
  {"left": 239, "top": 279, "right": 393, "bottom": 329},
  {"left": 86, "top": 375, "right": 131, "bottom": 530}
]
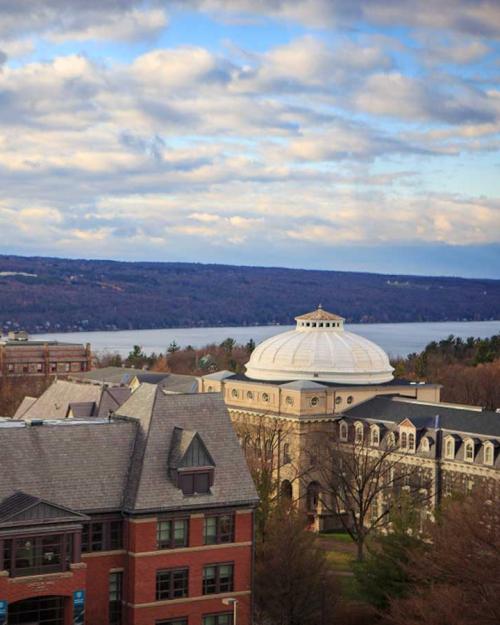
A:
[
  {"left": 202, "top": 563, "right": 234, "bottom": 595},
  {"left": 156, "top": 568, "right": 189, "bottom": 601},
  {"left": 82, "top": 520, "right": 123, "bottom": 553},
  {"left": 8, "top": 534, "right": 69, "bottom": 577},
  {"left": 109, "top": 571, "right": 123, "bottom": 625},
  {"left": 179, "top": 471, "right": 211, "bottom": 495},
  {"left": 204, "top": 514, "right": 234, "bottom": 545},
  {"left": 203, "top": 613, "right": 234, "bottom": 625},
  {"left": 157, "top": 518, "right": 188, "bottom": 549}
]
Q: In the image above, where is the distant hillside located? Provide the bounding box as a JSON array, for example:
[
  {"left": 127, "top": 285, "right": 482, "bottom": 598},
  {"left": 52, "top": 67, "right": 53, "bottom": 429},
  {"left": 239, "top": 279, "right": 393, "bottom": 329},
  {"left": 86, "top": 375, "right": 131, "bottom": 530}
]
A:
[{"left": 0, "top": 255, "right": 499, "bottom": 333}]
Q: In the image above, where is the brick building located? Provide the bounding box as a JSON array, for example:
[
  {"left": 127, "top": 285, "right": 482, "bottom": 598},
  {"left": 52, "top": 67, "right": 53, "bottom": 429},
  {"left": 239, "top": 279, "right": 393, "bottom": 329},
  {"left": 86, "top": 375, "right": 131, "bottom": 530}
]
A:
[
  {"left": 0, "top": 333, "right": 91, "bottom": 379},
  {"left": 0, "top": 389, "right": 258, "bottom": 625}
]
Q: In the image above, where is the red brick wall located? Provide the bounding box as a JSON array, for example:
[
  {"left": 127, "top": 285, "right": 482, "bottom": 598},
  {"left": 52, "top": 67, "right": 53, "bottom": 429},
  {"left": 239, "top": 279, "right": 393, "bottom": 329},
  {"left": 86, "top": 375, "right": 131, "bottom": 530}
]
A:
[{"left": 0, "top": 509, "right": 254, "bottom": 625}]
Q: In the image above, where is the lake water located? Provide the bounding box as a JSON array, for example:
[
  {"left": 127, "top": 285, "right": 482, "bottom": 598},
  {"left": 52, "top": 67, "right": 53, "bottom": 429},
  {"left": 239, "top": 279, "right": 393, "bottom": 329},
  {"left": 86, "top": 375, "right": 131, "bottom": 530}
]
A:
[{"left": 32, "top": 320, "right": 500, "bottom": 359}]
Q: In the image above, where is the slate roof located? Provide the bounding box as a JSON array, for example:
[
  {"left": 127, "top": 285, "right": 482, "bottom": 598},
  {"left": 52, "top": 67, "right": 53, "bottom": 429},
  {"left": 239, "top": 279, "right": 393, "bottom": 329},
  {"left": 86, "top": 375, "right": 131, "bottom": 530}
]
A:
[
  {"left": 0, "top": 388, "right": 258, "bottom": 517},
  {"left": 118, "top": 386, "right": 258, "bottom": 513},
  {"left": 0, "top": 421, "right": 137, "bottom": 513},
  {"left": 73, "top": 367, "right": 197, "bottom": 393},
  {"left": 13, "top": 396, "right": 37, "bottom": 419},
  {"left": 17, "top": 380, "right": 102, "bottom": 420},
  {"left": 16, "top": 380, "right": 131, "bottom": 421},
  {"left": 344, "top": 396, "right": 500, "bottom": 437}
]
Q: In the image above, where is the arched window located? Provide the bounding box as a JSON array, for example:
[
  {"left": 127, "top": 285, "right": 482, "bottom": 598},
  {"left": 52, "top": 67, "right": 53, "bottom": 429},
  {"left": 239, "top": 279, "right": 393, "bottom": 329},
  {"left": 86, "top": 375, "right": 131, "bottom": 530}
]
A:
[
  {"left": 420, "top": 437, "right": 429, "bottom": 452},
  {"left": 339, "top": 421, "right": 348, "bottom": 442},
  {"left": 408, "top": 432, "right": 415, "bottom": 452},
  {"left": 484, "top": 443, "right": 494, "bottom": 466},
  {"left": 401, "top": 432, "right": 408, "bottom": 449},
  {"left": 355, "top": 423, "right": 364, "bottom": 443},
  {"left": 280, "top": 480, "right": 293, "bottom": 500},
  {"left": 307, "top": 482, "right": 321, "bottom": 512},
  {"left": 371, "top": 426, "right": 380, "bottom": 447},
  {"left": 465, "top": 440, "right": 474, "bottom": 462}
]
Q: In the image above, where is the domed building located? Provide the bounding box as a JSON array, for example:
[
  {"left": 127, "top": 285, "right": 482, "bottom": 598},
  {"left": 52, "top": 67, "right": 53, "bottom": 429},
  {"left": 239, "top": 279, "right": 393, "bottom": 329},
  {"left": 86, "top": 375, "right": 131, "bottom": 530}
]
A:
[
  {"left": 245, "top": 306, "right": 394, "bottom": 385},
  {"left": 198, "top": 306, "right": 441, "bottom": 526}
]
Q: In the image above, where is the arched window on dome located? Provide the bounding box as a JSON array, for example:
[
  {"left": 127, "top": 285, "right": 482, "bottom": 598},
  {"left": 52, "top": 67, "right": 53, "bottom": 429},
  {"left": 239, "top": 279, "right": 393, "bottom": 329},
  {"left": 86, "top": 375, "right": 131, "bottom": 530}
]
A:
[{"left": 371, "top": 425, "right": 380, "bottom": 447}]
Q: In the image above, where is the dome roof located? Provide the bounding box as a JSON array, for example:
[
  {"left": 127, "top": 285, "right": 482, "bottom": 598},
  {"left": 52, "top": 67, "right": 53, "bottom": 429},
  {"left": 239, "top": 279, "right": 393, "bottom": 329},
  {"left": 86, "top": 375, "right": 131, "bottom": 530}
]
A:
[{"left": 245, "top": 306, "right": 394, "bottom": 385}]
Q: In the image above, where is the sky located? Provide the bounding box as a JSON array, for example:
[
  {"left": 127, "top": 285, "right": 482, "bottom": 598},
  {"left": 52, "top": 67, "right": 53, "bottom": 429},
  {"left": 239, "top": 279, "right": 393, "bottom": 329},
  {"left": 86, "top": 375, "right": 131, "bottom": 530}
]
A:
[{"left": 0, "top": 0, "right": 499, "bottom": 279}]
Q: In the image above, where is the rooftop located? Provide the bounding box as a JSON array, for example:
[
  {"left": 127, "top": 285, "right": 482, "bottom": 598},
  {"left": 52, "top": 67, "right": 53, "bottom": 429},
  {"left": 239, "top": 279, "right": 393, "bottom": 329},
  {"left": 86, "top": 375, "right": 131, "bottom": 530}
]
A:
[
  {"left": 344, "top": 395, "right": 500, "bottom": 437},
  {"left": 295, "top": 305, "right": 345, "bottom": 321},
  {"left": 0, "top": 390, "right": 258, "bottom": 515}
]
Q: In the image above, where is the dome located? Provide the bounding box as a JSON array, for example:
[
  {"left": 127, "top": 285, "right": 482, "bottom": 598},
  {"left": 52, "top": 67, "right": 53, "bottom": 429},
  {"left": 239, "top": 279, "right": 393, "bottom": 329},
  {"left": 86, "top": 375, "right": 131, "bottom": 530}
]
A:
[{"left": 245, "top": 306, "right": 394, "bottom": 385}]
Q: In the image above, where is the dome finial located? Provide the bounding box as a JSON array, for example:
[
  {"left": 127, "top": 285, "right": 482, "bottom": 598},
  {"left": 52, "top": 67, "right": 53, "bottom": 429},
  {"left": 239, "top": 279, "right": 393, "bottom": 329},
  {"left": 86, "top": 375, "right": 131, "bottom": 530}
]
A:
[{"left": 318, "top": 303, "right": 323, "bottom": 310}]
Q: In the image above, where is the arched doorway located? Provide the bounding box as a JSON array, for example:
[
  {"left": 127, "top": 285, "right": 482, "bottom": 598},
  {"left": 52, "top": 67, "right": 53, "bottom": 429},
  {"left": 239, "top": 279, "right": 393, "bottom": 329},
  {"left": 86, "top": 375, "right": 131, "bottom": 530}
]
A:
[
  {"left": 280, "top": 479, "right": 293, "bottom": 500},
  {"left": 306, "top": 481, "right": 321, "bottom": 512},
  {"left": 8, "top": 596, "right": 65, "bottom": 625}
]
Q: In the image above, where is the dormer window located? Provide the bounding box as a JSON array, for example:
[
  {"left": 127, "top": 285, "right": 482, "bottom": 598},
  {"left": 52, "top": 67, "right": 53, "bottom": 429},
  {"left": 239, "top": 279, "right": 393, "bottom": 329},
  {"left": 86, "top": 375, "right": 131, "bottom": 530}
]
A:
[
  {"left": 444, "top": 436, "right": 455, "bottom": 460},
  {"left": 408, "top": 432, "right": 416, "bottom": 452},
  {"left": 464, "top": 439, "right": 475, "bottom": 463},
  {"left": 484, "top": 442, "right": 494, "bottom": 466},
  {"left": 355, "top": 422, "right": 363, "bottom": 444},
  {"left": 401, "top": 432, "right": 408, "bottom": 449},
  {"left": 420, "top": 437, "right": 430, "bottom": 453},
  {"left": 169, "top": 428, "right": 215, "bottom": 496},
  {"left": 371, "top": 426, "right": 380, "bottom": 447}
]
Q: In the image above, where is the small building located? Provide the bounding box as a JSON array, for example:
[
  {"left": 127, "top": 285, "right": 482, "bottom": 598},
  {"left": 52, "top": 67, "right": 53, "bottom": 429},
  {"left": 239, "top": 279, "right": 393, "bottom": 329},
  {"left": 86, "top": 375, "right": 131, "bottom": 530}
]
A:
[
  {"left": 0, "top": 333, "right": 91, "bottom": 379},
  {"left": 0, "top": 389, "right": 258, "bottom": 625}
]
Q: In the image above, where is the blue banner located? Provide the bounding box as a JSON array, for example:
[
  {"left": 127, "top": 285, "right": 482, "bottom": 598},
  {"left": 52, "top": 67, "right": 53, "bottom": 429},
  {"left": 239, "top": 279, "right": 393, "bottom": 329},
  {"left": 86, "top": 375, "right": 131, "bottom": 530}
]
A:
[
  {"left": 73, "top": 590, "right": 85, "bottom": 625},
  {"left": 0, "top": 600, "right": 7, "bottom": 625}
]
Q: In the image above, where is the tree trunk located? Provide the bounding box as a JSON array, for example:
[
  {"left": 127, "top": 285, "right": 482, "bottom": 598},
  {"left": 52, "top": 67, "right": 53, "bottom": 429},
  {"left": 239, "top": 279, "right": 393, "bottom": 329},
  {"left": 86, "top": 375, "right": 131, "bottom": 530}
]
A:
[{"left": 356, "top": 537, "right": 365, "bottom": 561}]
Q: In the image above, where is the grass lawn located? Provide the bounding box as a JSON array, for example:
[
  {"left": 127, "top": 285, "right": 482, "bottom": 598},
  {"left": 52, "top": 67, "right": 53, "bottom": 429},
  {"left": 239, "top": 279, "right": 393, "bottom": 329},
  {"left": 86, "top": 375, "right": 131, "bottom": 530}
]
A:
[{"left": 319, "top": 531, "right": 354, "bottom": 544}]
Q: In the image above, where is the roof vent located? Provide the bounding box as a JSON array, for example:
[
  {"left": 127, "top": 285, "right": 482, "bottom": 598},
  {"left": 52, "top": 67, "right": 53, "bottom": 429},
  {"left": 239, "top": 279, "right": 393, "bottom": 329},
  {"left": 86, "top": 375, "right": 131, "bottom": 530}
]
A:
[{"left": 30, "top": 420, "right": 44, "bottom": 427}]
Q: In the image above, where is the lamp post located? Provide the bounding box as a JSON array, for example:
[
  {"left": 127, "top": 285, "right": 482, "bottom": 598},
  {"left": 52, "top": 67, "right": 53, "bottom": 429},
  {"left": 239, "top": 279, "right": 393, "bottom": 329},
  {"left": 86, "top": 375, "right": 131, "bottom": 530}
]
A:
[{"left": 222, "top": 597, "right": 238, "bottom": 625}]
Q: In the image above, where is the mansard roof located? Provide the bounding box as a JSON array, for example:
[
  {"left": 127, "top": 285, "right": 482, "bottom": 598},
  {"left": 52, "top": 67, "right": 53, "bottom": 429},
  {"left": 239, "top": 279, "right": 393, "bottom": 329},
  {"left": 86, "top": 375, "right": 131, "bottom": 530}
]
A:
[{"left": 344, "top": 395, "right": 500, "bottom": 437}]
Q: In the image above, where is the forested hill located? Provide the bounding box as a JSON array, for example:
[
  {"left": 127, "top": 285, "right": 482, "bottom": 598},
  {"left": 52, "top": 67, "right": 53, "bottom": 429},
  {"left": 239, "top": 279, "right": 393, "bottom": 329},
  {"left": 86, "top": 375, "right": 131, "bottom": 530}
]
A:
[{"left": 0, "top": 255, "right": 499, "bottom": 333}]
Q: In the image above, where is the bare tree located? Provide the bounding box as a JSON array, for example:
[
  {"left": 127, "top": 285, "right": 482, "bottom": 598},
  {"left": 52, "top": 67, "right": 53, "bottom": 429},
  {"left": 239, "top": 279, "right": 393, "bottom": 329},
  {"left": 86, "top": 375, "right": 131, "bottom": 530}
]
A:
[
  {"left": 388, "top": 489, "right": 500, "bottom": 625},
  {"left": 233, "top": 416, "right": 309, "bottom": 539},
  {"left": 255, "top": 507, "right": 340, "bottom": 625},
  {"left": 313, "top": 421, "right": 432, "bottom": 560}
]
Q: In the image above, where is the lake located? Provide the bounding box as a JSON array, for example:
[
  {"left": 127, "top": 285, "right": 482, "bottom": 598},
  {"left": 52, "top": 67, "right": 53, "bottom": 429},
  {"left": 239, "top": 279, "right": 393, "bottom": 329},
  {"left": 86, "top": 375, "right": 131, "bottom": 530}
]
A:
[{"left": 32, "top": 320, "right": 500, "bottom": 359}]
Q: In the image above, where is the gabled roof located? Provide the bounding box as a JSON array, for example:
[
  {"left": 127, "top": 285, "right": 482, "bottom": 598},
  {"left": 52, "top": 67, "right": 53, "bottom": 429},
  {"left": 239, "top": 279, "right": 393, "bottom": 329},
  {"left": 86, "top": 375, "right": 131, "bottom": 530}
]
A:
[
  {"left": 169, "top": 428, "right": 215, "bottom": 470},
  {"left": 295, "top": 305, "right": 344, "bottom": 321},
  {"left": 0, "top": 491, "right": 89, "bottom": 526},
  {"left": 96, "top": 386, "right": 132, "bottom": 417}
]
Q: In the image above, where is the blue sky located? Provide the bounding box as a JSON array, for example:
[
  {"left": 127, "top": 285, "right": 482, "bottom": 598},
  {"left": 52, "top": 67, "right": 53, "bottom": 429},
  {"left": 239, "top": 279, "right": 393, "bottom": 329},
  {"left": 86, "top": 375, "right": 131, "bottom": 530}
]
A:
[{"left": 0, "top": 0, "right": 499, "bottom": 278}]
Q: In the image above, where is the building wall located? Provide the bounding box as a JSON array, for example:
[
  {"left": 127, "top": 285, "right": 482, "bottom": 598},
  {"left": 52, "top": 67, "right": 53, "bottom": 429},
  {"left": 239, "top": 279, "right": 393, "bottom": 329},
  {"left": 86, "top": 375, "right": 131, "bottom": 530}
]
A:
[
  {"left": 0, "top": 342, "right": 91, "bottom": 378},
  {"left": 0, "top": 510, "right": 254, "bottom": 625}
]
